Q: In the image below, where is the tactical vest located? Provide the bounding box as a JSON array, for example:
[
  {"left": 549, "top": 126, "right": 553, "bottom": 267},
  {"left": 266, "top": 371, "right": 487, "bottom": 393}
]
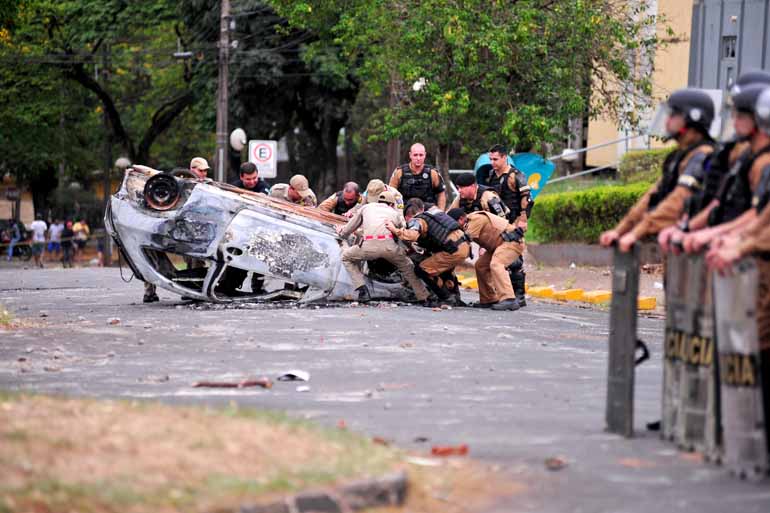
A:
[
  {"left": 333, "top": 191, "right": 357, "bottom": 216},
  {"left": 489, "top": 167, "right": 527, "bottom": 220},
  {"left": 750, "top": 155, "right": 770, "bottom": 213},
  {"left": 709, "top": 145, "right": 770, "bottom": 225},
  {"left": 398, "top": 164, "right": 438, "bottom": 204},
  {"left": 649, "top": 141, "right": 714, "bottom": 210},
  {"left": 415, "top": 210, "right": 462, "bottom": 253},
  {"left": 459, "top": 185, "right": 492, "bottom": 213}
]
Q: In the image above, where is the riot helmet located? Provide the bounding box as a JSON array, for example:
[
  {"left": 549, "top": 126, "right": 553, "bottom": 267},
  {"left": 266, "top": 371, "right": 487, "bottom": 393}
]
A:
[
  {"left": 649, "top": 88, "right": 715, "bottom": 141},
  {"left": 756, "top": 87, "right": 770, "bottom": 136},
  {"left": 721, "top": 70, "right": 770, "bottom": 140}
]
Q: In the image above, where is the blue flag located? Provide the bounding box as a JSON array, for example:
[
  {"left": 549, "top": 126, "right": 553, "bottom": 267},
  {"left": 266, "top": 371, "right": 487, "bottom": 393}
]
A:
[{"left": 474, "top": 152, "right": 555, "bottom": 200}]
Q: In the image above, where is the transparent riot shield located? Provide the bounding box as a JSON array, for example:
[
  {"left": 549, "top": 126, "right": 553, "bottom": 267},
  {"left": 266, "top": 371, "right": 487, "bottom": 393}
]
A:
[
  {"left": 606, "top": 245, "right": 640, "bottom": 437},
  {"left": 679, "top": 253, "right": 720, "bottom": 457},
  {"left": 662, "top": 253, "right": 720, "bottom": 457},
  {"left": 713, "top": 258, "right": 768, "bottom": 478}
]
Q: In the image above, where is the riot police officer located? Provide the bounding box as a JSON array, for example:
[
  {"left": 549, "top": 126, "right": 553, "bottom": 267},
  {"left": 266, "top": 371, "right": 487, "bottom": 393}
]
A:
[{"left": 600, "top": 88, "right": 716, "bottom": 252}]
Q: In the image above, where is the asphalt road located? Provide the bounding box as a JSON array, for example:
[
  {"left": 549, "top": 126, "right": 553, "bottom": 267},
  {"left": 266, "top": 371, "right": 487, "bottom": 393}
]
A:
[{"left": 1, "top": 267, "right": 769, "bottom": 513}]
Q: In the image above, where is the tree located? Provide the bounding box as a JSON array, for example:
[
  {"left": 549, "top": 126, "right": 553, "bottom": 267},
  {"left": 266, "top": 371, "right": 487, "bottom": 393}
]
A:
[
  {"left": 269, "top": 0, "right": 661, "bottom": 174},
  {"left": 180, "top": 0, "right": 358, "bottom": 192},
  {"left": 1, "top": 0, "right": 207, "bottom": 169}
]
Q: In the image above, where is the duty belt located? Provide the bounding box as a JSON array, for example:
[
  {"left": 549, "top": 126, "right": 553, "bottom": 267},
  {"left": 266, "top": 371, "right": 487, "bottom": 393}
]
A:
[{"left": 364, "top": 234, "right": 394, "bottom": 240}]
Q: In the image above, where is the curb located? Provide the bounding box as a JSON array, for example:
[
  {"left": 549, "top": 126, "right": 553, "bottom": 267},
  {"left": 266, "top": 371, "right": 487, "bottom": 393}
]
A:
[
  {"left": 227, "top": 471, "right": 408, "bottom": 513},
  {"left": 457, "top": 275, "right": 657, "bottom": 311}
]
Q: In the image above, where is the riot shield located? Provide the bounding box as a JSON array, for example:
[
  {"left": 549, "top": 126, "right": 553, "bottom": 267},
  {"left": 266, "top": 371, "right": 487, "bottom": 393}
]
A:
[
  {"left": 713, "top": 258, "right": 768, "bottom": 478},
  {"left": 662, "top": 253, "right": 720, "bottom": 457},
  {"left": 606, "top": 245, "right": 640, "bottom": 437}
]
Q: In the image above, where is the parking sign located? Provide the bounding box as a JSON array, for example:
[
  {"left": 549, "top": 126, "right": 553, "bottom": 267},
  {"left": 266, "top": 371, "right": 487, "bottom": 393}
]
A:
[{"left": 248, "top": 140, "right": 278, "bottom": 178}]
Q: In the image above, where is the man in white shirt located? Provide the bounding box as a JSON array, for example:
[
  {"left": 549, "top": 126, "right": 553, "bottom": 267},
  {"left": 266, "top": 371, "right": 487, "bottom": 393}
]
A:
[
  {"left": 29, "top": 214, "right": 47, "bottom": 268},
  {"left": 48, "top": 218, "right": 64, "bottom": 260}
]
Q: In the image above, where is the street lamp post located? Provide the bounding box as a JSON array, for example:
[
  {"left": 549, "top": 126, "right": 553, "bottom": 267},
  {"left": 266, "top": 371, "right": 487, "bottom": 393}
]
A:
[{"left": 215, "top": 0, "right": 231, "bottom": 183}]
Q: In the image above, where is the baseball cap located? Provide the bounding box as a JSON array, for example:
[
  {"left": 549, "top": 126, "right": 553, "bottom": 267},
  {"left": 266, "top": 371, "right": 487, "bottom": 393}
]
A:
[
  {"left": 446, "top": 207, "right": 467, "bottom": 221},
  {"left": 190, "top": 157, "right": 210, "bottom": 170},
  {"left": 289, "top": 174, "right": 312, "bottom": 198},
  {"left": 455, "top": 173, "right": 476, "bottom": 187},
  {"left": 365, "top": 179, "right": 386, "bottom": 203},
  {"left": 378, "top": 190, "right": 396, "bottom": 205}
]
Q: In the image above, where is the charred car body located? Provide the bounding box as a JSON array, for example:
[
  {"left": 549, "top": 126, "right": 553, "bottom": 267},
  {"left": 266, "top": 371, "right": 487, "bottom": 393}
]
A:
[{"left": 105, "top": 166, "right": 417, "bottom": 303}]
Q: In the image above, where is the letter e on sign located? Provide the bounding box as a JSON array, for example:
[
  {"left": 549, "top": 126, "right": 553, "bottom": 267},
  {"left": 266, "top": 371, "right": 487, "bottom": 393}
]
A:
[{"left": 248, "top": 140, "right": 278, "bottom": 179}]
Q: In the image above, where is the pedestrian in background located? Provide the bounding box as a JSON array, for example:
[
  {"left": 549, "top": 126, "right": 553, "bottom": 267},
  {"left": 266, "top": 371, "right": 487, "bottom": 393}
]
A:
[
  {"left": 30, "top": 214, "right": 47, "bottom": 268},
  {"left": 48, "top": 218, "right": 64, "bottom": 261},
  {"left": 61, "top": 220, "right": 74, "bottom": 268}
]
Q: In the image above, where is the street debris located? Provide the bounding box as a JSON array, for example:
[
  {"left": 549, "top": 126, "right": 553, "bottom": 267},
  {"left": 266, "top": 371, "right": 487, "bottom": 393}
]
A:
[
  {"left": 107, "top": 318, "right": 121, "bottom": 325},
  {"left": 39, "top": 311, "right": 48, "bottom": 318},
  {"left": 192, "top": 377, "right": 273, "bottom": 389},
  {"left": 296, "top": 385, "right": 311, "bottom": 392},
  {"left": 277, "top": 370, "right": 310, "bottom": 382},
  {"left": 544, "top": 457, "right": 567, "bottom": 471},
  {"left": 405, "top": 456, "right": 443, "bottom": 467},
  {"left": 372, "top": 436, "right": 390, "bottom": 446},
  {"left": 337, "top": 419, "right": 347, "bottom": 430},
  {"left": 414, "top": 436, "right": 430, "bottom": 443},
  {"left": 139, "top": 374, "right": 170, "bottom": 383},
  {"left": 431, "top": 444, "right": 469, "bottom": 457}
]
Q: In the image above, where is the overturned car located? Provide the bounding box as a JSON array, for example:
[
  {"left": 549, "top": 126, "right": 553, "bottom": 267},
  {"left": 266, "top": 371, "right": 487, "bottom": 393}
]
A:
[{"left": 105, "top": 166, "right": 417, "bottom": 303}]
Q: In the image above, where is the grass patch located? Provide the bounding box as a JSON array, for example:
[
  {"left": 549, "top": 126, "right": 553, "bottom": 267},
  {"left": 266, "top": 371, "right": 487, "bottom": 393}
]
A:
[
  {"left": 0, "top": 392, "right": 522, "bottom": 513},
  {"left": 0, "top": 305, "right": 14, "bottom": 329}
]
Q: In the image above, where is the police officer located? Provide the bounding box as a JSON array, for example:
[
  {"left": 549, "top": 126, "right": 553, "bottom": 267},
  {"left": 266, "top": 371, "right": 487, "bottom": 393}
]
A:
[
  {"left": 389, "top": 143, "right": 447, "bottom": 209},
  {"left": 385, "top": 199, "right": 470, "bottom": 305},
  {"left": 318, "top": 182, "right": 362, "bottom": 216},
  {"left": 337, "top": 191, "right": 432, "bottom": 305},
  {"left": 705, "top": 85, "right": 770, "bottom": 452},
  {"left": 448, "top": 172, "right": 508, "bottom": 217},
  {"left": 599, "top": 89, "right": 716, "bottom": 251},
  {"left": 680, "top": 82, "right": 770, "bottom": 253},
  {"left": 447, "top": 208, "right": 523, "bottom": 311},
  {"left": 270, "top": 174, "right": 317, "bottom": 207},
  {"left": 485, "top": 147, "right": 532, "bottom": 306},
  {"left": 659, "top": 72, "right": 770, "bottom": 253}
]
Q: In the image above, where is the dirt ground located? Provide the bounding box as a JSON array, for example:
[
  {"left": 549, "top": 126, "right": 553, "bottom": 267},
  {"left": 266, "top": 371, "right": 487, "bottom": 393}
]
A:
[{"left": 0, "top": 393, "right": 523, "bottom": 513}]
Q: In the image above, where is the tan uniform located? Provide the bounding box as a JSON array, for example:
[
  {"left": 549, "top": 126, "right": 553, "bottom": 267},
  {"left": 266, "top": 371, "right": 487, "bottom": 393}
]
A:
[
  {"left": 448, "top": 189, "right": 507, "bottom": 215},
  {"left": 614, "top": 142, "right": 713, "bottom": 237},
  {"left": 725, "top": 151, "right": 770, "bottom": 350},
  {"left": 464, "top": 212, "right": 524, "bottom": 304},
  {"left": 270, "top": 183, "right": 317, "bottom": 207},
  {"left": 489, "top": 168, "right": 530, "bottom": 231},
  {"left": 392, "top": 214, "right": 470, "bottom": 276},
  {"left": 339, "top": 203, "right": 430, "bottom": 301},
  {"left": 318, "top": 193, "right": 361, "bottom": 213}
]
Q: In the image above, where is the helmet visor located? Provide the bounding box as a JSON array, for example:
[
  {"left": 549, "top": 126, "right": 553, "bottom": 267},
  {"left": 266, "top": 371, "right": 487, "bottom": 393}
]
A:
[
  {"left": 647, "top": 102, "right": 672, "bottom": 138},
  {"left": 720, "top": 111, "right": 737, "bottom": 141}
]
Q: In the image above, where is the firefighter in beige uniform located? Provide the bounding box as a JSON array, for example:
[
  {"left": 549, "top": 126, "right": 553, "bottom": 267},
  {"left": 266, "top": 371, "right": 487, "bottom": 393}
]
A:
[{"left": 336, "top": 191, "right": 432, "bottom": 305}]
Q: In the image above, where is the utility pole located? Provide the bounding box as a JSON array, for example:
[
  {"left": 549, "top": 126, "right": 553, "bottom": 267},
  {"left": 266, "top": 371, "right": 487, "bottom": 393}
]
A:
[
  {"left": 101, "top": 43, "right": 113, "bottom": 267},
  {"left": 215, "top": 0, "right": 230, "bottom": 183}
]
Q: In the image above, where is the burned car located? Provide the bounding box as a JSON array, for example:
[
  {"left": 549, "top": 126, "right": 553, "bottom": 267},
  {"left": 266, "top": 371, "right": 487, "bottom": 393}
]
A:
[{"left": 105, "top": 166, "right": 417, "bottom": 303}]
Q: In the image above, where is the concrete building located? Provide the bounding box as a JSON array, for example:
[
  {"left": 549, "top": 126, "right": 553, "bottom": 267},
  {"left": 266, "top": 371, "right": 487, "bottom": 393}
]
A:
[{"left": 586, "top": 0, "right": 770, "bottom": 169}]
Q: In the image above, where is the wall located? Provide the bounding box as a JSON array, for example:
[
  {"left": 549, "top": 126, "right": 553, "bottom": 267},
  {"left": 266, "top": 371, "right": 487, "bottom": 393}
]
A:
[{"left": 586, "top": 0, "right": 694, "bottom": 168}]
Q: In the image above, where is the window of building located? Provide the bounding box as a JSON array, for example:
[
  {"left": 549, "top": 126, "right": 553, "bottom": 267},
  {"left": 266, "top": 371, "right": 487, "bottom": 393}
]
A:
[{"left": 723, "top": 36, "right": 737, "bottom": 59}]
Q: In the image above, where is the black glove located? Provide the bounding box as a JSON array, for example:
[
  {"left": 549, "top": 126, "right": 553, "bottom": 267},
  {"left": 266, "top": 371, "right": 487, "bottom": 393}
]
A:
[{"left": 501, "top": 227, "right": 524, "bottom": 243}]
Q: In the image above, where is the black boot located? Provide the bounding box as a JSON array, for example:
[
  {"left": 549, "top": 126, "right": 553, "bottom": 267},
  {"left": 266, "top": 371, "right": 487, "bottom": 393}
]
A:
[
  {"left": 356, "top": 285, "right": 371, "bottom": 303},
  {"left": 491, "top": 298, "right": 521, "bottom": 311},
  {"left": 511, "top": 270, "right": 527, "bottom": 307}
]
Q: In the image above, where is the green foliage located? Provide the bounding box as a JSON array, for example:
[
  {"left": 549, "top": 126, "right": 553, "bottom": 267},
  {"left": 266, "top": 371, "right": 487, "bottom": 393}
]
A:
[
  {"left": 529, "top": 182, "right": 651, "bottom": 243},
  {"left": 617, "top": 146, "right": 671, "bottom": 184},
  {"left": 270, "top": 0, "right": 663, "bottom": 163}
]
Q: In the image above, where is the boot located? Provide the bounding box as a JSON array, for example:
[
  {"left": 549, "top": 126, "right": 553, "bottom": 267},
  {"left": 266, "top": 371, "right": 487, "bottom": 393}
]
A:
[
  {"left": 511, "top": 270, "right": 527, "bottom": 307},
  {"left": 356, "top": 285, "right": 371, "bottom": 303},
  {"left": 491, "top": 298, "right": 520, "bottom": 311}
]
